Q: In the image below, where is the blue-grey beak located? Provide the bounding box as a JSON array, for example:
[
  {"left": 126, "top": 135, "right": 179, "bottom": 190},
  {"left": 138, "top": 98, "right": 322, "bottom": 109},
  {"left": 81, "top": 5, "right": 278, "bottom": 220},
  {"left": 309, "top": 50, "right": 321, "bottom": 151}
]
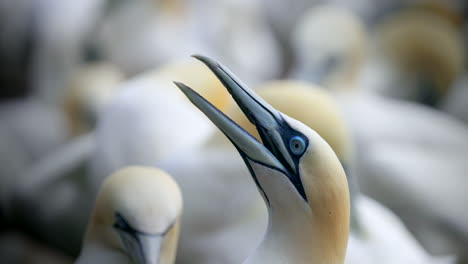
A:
[
  {"left": 175, "top": 55, "right": 309, "bottom": 202},
  {"left": 114, "top": 214, "right": 171, "bottom": 264}
]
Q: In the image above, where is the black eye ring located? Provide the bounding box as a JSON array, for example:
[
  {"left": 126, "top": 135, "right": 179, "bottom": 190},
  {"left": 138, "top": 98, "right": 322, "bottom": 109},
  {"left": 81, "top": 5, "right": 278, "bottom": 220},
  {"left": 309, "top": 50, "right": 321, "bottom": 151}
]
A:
[{"left": 289, "top": 136, "right": 306, "bottom": 156}]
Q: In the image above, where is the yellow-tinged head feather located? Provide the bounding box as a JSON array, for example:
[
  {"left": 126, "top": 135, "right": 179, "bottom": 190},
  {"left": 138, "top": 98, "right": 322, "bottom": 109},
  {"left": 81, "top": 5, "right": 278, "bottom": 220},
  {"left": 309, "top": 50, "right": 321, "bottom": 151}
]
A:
[
  {"left": 286, "top": 116, "right": 350, "bottom": 263},
  {"left": 86, "top": 166, "right": 182, "bottom": 257},
  {"left": 375, "top": 10, "right": 464, "bottom": 96},
  {"left": 223, "top": 80, "right": 351, "bottom": 162},
  {"left": 64, "top": 63, "right": 124, "bottom": 135}
]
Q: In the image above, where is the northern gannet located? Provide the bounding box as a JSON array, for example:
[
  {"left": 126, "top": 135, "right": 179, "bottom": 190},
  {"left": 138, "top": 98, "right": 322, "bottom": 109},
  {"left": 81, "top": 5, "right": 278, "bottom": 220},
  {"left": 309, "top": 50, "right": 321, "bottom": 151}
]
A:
[
  {"left": 64, "top": 62, "right": 124, "bottom": 136},
  {"left": 365, "top": 9, "right": 464, "bottom": 106},
  {"left": 157, "top": 81, "right": 350, "bottom": 264},
  {"left": 173, "top": 56, "right": 455, "bottom": 263},
  {"left": 176, "top": 55, "right": 351, "bottom": 264},
  {"left": 76, "top": 166, "right": 182, "bottom": 264},
  {"left": 218, "top": 80, "right": 454, "bottom": 263},
  {"left": 290, "top": 5, "right": 367, "bottom": 91}
]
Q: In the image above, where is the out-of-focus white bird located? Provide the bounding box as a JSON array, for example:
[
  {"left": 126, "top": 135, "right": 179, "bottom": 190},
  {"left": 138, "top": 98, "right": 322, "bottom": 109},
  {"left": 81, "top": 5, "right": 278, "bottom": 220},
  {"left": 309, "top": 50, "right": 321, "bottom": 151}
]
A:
[
  {"left": 63, "top": 62, "right": 124, "bottom": 135},
  {"left": 364, "top": 9, "right": 465, "bottom": 106},
  {"left": 290, "top": 5, "right": 367, "bottom": 91},
  {"left": 76, "top": 166, "right": 182, "bottom": 264},
  {"left": 168, "top": 56, "right": 452, "bottom": 263},
  {"left": 338, "top": 93, "right": 468, "bottom": 261},
  {"left": 360, "top": 142, "right": 468, "bottom": 260}
]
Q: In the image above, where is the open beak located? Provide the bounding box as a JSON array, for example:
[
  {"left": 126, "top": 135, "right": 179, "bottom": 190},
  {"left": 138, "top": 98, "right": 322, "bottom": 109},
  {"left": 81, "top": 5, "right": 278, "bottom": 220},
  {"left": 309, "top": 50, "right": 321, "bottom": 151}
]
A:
[
  {"left": 175, "top": 55, "right": 308, "bottom": 201},
  {"left": 174, "top": 81, "right": 284, "bottom": 173},
  {"left": 192, "top": 55, "right": 300, "bottom": 174}
]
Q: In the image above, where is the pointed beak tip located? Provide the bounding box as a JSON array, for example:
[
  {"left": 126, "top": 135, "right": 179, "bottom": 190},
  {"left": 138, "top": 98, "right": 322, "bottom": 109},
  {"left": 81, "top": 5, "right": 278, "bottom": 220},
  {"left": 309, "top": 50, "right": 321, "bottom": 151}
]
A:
[
  {"left": 173, "top": 80, "right": 184, "bottom": 88},
  {"left": 191, "top": 54, "right": 206, "bottom": 61},
  {"left": 173, "top": 81, "right": 190, "bottom": 93},
  {"left": 174, "top": 81, "right": 199, "bottom": 102},
  {"left": 192, "top": 54, "right": 218, "bottom": 68}
]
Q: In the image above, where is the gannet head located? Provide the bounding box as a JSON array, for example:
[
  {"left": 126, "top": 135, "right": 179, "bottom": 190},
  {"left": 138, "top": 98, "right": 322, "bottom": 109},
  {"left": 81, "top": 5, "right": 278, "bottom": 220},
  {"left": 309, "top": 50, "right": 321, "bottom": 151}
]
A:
[
  {"left": 223, "top": 81, "right": 362, "bottom": 233},
  {"left": 64, "top": 63, "right": 123, "bottom": 135},
  {"left": 176, "top": 56, "right": 350, "bottom": 262},
  {"left": 375, "top": 10, "right": 464, "bottom": 105},
  {"left": 291, "top": 5, "right": 366, "bottom": 90},
  {"left": 85, "top": 166, "right": 182, "bottom": 264},
  {"left": 224, "top": 81, "right": 352, "bottom": 163}
]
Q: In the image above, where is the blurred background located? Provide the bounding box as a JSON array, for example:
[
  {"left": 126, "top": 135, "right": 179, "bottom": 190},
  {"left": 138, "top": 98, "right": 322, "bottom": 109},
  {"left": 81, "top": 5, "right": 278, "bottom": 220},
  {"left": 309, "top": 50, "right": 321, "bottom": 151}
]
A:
[{"left": 0, "top": 0, "right": 467, "bottom": 263}]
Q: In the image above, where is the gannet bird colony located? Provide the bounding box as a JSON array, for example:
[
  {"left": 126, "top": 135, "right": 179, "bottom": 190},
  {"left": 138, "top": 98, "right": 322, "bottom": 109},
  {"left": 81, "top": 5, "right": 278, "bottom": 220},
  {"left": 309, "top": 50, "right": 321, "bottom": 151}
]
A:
[{"left": 1, "top": 0, "right": 468, "bottom": 263}]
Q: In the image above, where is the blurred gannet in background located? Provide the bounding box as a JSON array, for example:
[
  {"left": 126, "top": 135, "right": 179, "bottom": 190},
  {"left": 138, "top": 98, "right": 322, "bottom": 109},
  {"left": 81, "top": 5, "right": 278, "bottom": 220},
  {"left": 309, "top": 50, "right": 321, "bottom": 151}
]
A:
[
  {"left": 5, "top": 58, "right": 230, "bottom": 256},
  {"left": 76, "top": 166, "right": 182, "bottom": 264},
  {"left": 290, "top": 5, "right": 367, "bottom": 91},
  {"left": 176, "top": 56, "right": 351, "bottom": 264},
  {"left": 363, "top": 9, "right": 465, "bottom": 107},
  {"left": 63, "top": 62, "right": 124, "bottom": 136},
  {"left": 170, "top": 56, "right": 451, "bottom": 263},
  {"left": 338, "top": 93, "right": 468, "bottom": 261}
]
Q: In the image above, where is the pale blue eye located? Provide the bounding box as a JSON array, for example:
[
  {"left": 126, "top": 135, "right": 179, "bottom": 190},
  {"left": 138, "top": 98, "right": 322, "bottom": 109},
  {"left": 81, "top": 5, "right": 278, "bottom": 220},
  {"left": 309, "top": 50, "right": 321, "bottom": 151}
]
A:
[{"left": 289, "top": 136, "right": 306, "bottom": 155}]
